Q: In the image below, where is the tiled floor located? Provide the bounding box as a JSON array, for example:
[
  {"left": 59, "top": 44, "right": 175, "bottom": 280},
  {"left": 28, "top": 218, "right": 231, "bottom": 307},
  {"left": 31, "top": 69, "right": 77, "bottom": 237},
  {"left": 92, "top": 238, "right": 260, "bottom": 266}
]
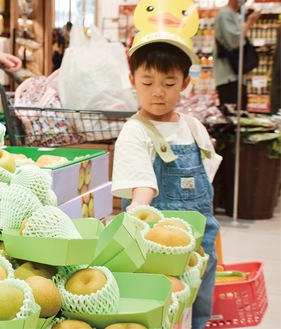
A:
[{"left": 215, "top": 196, "right": 281, "bottom": 329}]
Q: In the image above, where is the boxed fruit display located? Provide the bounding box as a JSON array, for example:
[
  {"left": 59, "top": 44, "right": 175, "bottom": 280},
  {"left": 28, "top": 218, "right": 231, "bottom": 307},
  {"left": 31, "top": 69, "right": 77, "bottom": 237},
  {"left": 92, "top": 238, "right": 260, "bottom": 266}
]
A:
[
  {"left": 134, "top": 210, "right": 206, "bottom": 276},
  {"left": 91, "top": 212, "right": 147, "bottom": 273},
  {"left": 59, "top": 182, "right": 113, "bottom": 220},
  {"left": 3, "top": 146, "right": 109, "bottom": 205},
  {"left": 63, "top": 272, "right": 173, "bottom": 329},
  {"left": 2, "top": 219, "right": 105, "bottom": 266}
]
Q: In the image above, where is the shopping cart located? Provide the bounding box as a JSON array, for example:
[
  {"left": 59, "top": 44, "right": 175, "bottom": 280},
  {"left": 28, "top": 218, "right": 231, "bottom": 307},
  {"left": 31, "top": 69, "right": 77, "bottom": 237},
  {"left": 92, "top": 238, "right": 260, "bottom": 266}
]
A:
[{"left": 0, "top": 83, "right": 135, "bottom": 147}]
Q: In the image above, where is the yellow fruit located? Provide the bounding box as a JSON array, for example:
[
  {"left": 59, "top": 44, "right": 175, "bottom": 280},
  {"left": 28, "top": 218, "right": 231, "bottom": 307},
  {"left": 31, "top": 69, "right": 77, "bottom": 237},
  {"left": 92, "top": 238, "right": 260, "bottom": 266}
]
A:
[
  {"left": 84, "top": 162, "right": 92, "bottom": 185},
  {"left": 0, "top": 149, "right": 16, "bottom": 173},
  {"left": 0, "top": 266, "right": 7, "bottom": 280},
  {"left": 14, "top": 261, "right": 57, "bottom": 280},
  {"left": 19, "top": 218, "right": 29, "bottom": 235},
  {"left": 88, "top": 197, "right": 94, "bottom": 217},
  {"left": 145, "top": 225, "right": 190, "bottom": 247},
  {"left": 81, "top": 202, "right": 89, "bottom": 218},
  {"left": 166, "top": 275, "right": 185, "bottom": 293},
  {"left": 188, "top": 253, "right": 198, "bottom": 267},
  {"left": 65, "top": 268, "right": 107, "bottom": 295},
  {"left": 11, "top": 153, "right": 27, "bottom": 160},
  {"left": 132, "top": 209, "right": 160, "bottom": 222},
  {"left": 52, "top": 319, "right": 92, "bottom": 329},
  {"left": 105, "top": 324, "right": 148, "bottom": 329},
  {"left": 197, "top": 245, "right": 205, "bottom": 257},
  {"left": 156, "top": 219, "right": 187, "bottom": 231},
  {"left": 216, "top": 264, "right": 225, "bottom": 272},
  {"left": 25, "top": 276, "right": 62, "bottom": 318},
  {"left": 0, "top": 284, "right": 24, "bottom": 320},
  {"left": 0, "top": 241, "right": 5, "bottom": 251},
  {"left": 78, "top": 167, "right": 85, "bottom": 190}
]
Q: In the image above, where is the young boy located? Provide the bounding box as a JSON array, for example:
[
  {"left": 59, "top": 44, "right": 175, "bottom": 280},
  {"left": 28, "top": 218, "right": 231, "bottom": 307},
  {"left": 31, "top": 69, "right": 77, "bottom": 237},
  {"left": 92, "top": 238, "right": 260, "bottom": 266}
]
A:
[{"left": 112, "top": 41, "right": 221, "bottom": 329}]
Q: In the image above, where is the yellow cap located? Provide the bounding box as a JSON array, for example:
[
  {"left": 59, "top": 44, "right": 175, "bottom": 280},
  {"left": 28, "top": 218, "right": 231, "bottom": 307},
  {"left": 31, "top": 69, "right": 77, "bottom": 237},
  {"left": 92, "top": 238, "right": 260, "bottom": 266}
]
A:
[
  {"left": 128, "top": 30, "right": 199, "bottom": 64},
  {"left": 128, "top": 0, "right": 199, "bottom": 64}
]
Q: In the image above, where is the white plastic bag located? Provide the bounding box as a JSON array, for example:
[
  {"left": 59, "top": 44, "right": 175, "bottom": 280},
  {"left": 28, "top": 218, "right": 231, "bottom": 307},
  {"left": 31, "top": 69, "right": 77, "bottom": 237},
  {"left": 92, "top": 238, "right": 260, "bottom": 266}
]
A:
[{"left": 58, "top": 23, "right": 138, "bottom": 112}]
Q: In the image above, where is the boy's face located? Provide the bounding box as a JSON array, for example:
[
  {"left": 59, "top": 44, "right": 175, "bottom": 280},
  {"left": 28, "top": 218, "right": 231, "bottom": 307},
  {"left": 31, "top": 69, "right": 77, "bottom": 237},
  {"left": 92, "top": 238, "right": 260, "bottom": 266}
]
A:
[{"left": 129, "top": 65, "right": 189, "bottom": 121}]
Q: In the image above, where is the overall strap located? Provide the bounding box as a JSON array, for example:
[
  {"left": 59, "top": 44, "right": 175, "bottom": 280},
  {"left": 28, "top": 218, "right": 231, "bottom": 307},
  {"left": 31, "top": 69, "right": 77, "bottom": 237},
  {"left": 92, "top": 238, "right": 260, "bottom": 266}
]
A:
[
  {"left": 180, "top": 112, "right": 212, "bottom": 159},
  {"left": 130, "top": 114, "right": 178, "bottom": 163}
]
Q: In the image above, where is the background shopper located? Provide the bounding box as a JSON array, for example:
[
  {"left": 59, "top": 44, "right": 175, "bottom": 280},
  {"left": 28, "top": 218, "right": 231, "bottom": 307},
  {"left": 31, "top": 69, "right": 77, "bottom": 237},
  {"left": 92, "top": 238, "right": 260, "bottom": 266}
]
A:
[
  {"left": 0, "top": 52, "right": 22, "bottom": 72},
  {"left": 213, "top": 0, "right": 260, "bottom": 111}
]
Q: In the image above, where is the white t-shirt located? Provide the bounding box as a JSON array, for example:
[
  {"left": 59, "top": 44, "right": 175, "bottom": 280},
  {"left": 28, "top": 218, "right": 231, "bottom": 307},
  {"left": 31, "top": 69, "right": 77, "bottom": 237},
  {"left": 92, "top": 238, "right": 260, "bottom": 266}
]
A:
[{"left": 111, "top": 113, "right": 222, "bottom": 199}]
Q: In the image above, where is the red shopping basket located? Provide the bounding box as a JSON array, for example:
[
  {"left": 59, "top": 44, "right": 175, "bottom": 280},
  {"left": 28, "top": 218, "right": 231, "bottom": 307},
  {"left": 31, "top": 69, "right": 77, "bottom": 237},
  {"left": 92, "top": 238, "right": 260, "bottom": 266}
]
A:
[{"left": 205, "top": 261, "right": 268, "bottom": 328}]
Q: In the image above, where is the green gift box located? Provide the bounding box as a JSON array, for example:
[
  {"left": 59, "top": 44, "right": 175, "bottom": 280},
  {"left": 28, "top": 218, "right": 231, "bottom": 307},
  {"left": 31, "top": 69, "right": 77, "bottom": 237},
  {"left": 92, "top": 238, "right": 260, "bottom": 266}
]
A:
[
  {"left": 91, "top": 212, "right": 147, "bottom": 272},
  {"left": 136, "top": 252, "right": 191, "bottom": 276},
  {"left": 63, "top": 272, "right": 173, "bottom": 329},
  {"left": 2, "top": 219, "right": 104, "bottom": 266},
  {"left": 36, "top": 315, "right": 56, "bottom": 329}
]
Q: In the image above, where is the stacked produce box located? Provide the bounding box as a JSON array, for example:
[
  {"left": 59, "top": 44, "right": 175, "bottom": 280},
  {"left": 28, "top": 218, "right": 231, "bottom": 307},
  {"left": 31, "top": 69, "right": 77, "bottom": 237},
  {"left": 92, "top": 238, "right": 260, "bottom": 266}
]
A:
[{"left": 0, "top": 139, "right": 209, "bottom": 329}]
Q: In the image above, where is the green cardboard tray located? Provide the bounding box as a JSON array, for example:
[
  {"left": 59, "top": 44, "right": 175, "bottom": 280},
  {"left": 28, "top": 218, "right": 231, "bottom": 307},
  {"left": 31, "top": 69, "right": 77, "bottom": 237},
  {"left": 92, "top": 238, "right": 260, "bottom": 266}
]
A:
[
  {"left": 135, "top": 252, "right": 191, "bottom": 276},
  {"left": 91, "top": 213, "right": 147, "bottom": 272},
  {"left": 36, "top": 315, "right": 56, "bottom": 329},
  {"left": 185, "top": 280, "right": 202, "bottom": 308},
  {"left": 0, "top": 304, "right": 40, "bottom": 329},
  {"left": 4, "top": 146, "right": 107, "bottom": 170},
  {"left": 2, "top": 219, "right": 104, "bottom": 266},
  {"left": 161, "top": 210, "right": 206, "bottom": 251},
  {"left": 63, "top": 272, "right": 173, "bottom": 329}
]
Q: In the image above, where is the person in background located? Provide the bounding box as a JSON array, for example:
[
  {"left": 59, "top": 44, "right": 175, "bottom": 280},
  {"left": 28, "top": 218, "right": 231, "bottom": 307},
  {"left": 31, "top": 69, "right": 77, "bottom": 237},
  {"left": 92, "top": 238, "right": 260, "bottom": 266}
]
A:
[
  {"left": 270, "top": 24, "right": 281, "bottom": 114},
  {"left": 213, "top": 0, "right": 260, "bottom": 111},
  {"left": 112, "top": 40, "right": 222, "bottom": 329},
  {"left": 0, "top": 52, "right": 22, "bottom": 72}
]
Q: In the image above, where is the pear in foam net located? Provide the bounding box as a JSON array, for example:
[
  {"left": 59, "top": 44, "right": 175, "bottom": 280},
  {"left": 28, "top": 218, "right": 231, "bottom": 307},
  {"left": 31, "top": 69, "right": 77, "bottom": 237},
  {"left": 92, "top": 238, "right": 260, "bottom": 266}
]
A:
[
  {"left": 25, "top": 276, "right": 62, "bottom": 318},
  {"left": 10, "top": 165, "right": 52, "bottom": 205},
  {"left": 55, "top": 265, "right": 120, "bottom": 315},
  {"left": 0, "top": 183, "right": 42, "bottom": 230},
  {"left": 0, "top": 278, "right": 38, "bottom": 321},
  {"left": 21, "top": 205, "right": 82, "bottom": 239}
]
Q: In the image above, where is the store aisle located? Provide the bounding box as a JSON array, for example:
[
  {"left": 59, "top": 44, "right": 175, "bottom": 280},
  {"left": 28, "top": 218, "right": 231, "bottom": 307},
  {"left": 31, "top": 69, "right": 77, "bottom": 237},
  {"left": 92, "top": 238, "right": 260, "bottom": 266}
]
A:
[{"left": 216, "top": 196, "right": 281, "bottom": 329}]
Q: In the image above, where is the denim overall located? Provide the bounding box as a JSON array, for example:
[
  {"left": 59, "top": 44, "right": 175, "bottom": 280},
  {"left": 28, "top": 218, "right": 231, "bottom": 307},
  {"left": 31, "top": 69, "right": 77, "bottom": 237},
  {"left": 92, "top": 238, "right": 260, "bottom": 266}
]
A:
[{"left": 122, "top": 141, "right": 220, "bottom": 329}]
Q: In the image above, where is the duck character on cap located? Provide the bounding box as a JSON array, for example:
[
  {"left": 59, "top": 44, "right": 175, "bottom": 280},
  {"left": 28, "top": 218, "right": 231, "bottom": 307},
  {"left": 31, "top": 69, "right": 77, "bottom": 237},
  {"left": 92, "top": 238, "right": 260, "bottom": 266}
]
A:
[{"left": 128, "top": 0, "right": 199, "bottom": 64}]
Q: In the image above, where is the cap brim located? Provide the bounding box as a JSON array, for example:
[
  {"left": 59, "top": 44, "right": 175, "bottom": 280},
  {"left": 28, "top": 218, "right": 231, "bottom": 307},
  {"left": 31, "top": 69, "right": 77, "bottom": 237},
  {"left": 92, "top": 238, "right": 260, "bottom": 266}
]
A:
[{"left": 128, "top": 34, "right": 199, "bottom": 65}]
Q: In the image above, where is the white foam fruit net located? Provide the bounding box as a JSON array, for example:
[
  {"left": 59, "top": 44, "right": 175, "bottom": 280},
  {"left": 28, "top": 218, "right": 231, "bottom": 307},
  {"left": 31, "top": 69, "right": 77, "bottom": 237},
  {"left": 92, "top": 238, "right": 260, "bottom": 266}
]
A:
[
  {"left": 142, "top": 226, "right": 196, "bottom": 255},
  {"left": 179, "top": 267, "right": 201, "bottom": 287},
  {"left": 22, "top": 205, "right": 82, "bottom": 239},
  {"left": 42, "top": 189, "right": 58, "bottom": 207},
  {"left": 128, "top": 204, "right": 165, "bottom": 222},
  {"left": 126, "top": 214, "right": 150, "bottom": 234},
  {"left": 162, "top": 293, "right": 180, "bottom": 329},
  {"left": 200, "top": 253, "right": 210, "bottom": 277},
  {"left": 0, "top": 254, "right": 15, "bottom": 278},
  {"left": 10, "top": 165, "right": 52, "bottom": 205},
  {"left": 157, "top": 217, "right": 193, "bottom": 234},
  {"left": 1, "top": 278, "right": 38, "bottom": 319},
  {"left": 54, "top": 265, "right": 120, "bottom": 314},
  {"left": 0, "top": 183, "right": 43, "bottom": 230},
  {"left": 0, "top": 166, "right": 13, "bottom": 184}
]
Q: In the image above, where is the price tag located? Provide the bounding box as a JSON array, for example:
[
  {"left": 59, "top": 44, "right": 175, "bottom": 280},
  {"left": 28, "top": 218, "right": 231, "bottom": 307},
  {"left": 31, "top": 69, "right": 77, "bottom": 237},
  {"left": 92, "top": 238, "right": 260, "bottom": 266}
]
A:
[{"left": 252, "top": 76, "right": 267, "bottom": 88}]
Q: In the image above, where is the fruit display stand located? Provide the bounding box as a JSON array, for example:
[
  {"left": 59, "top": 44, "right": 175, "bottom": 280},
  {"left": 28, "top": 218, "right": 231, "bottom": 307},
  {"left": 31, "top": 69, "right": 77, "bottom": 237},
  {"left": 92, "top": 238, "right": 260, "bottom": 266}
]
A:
[
  {"left": 0, "top": 137, "right": 208, "bottom": 329},
  {"left": 3, "top": 146, "right": 113, "bottom": 220},
  {"left": 0, "top": 206, "right": 207, "bottom": 329}
]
